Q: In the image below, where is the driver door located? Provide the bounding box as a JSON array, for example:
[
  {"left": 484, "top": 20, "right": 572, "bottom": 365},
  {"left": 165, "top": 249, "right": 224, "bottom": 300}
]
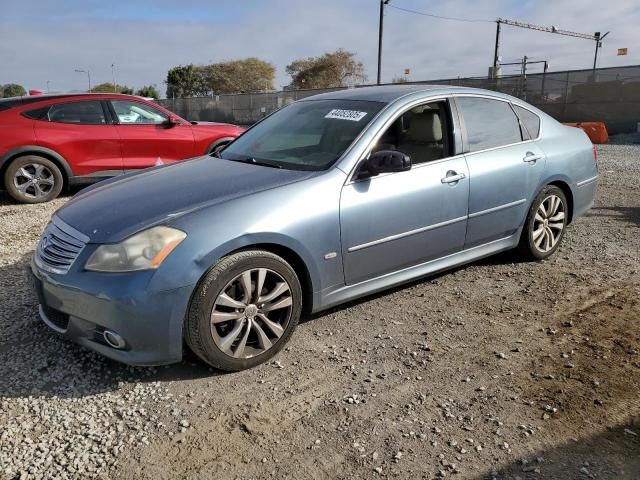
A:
[
  {"left": 109, "top": 99, "right": 196, "bottom": 169},
  {"left": 339, "top": 100, "right": 469, "bottom": 285}
]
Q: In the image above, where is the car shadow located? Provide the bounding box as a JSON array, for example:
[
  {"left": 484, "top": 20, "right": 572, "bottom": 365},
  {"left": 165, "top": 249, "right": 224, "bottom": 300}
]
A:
[
  {"left": 0, "top": 229, "right": 534, "bottom": 399},
  {"left": 586, "top": 206, "right": 640, "bottom": 227},
  {"left": 0, "top": 252, "right": 220, "bottom": 400},
  {"left": 0, "top": 188, "right": 78, "bottom": 207},
  {"left": 480, "top": 421, "right": 640, "bottom": 479},
  {"left": 303, "top": 247, "right": 532, "bottom": 323}
]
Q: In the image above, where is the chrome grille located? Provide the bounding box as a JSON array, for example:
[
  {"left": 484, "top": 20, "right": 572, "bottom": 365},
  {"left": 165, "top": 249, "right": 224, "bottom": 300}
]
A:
[{"left": 35, "top": 217, "right": 89, "bottom": 274}]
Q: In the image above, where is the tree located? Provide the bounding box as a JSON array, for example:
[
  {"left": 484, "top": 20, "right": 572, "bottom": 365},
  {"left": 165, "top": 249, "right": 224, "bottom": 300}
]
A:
[
  {"left": 166, "top": 59, "right": 275, "bottom": 98},
  {"left": 286, "top": 49, "right": 367, "bottom": 90},
  {"left": 165, "top": 64, "right": 208, "bottom": 98},
  {"left": 136, "top": 85, "right": 160, "bottom": 99},
  {"left": 201, "top": 58, "right": 275, "bottom": 94},
  {"left": 1, "top": 83, "right": 27, "bottom": 98},
  {"left": 90, "top": 83, "right": 133, "bottom": 94}
]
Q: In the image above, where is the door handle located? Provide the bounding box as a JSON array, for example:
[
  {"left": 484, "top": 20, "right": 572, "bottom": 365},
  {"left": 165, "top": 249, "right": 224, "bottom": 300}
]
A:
[
  {"left": 523, "top": 152, "right": 542, "bottom": 163},
  {"left": 441, "top": 171, "right": 466, "bottom": 184}
]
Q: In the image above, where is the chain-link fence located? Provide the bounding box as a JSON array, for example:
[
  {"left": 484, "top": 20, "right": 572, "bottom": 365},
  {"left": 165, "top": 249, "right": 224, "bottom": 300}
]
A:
[{"left": 157, "top": 65, "right": 640, "bottom": 134}]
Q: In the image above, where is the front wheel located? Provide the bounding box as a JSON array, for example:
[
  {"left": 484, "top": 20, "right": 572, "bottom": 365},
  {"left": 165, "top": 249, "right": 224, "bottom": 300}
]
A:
[
  {"left": 185, "top": 250, "right": 302, "bottom": 371},
  {"left": 519, "top": 185, "right": 568, "bottom": 260}
]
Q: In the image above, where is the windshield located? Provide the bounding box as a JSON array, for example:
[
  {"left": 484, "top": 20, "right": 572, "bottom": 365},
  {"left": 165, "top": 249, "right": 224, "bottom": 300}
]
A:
[{"left": 220, "top": 99, "right": 385, "bottom": 171}]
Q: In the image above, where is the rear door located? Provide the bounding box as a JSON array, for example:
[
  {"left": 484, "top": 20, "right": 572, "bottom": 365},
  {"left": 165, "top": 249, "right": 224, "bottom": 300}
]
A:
[
  {"left": 455, "top": 96, "right": 545, "bottom": 248},
  {"left": 109, "top": 99, "right": 196, "bottom": 169},
  {"left": 33, "top": 100, "right": 122, "bottom": 176}
]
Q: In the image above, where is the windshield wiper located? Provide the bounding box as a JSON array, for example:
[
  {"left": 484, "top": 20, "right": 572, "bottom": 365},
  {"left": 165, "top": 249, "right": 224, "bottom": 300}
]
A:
[{"left": 226, "top": 156, "right": 283, "bottom": 169}]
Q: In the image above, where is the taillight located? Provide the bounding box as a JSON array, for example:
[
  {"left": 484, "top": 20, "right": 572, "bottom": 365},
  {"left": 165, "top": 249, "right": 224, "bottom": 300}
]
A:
[{"left": 592, "top": 145, "right": 597, "bottom": 163}]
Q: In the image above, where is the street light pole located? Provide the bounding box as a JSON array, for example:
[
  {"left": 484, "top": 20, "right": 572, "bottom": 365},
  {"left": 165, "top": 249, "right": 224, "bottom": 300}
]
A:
[
  {"left": 377, "top": 0, "right": 390, "bottom": 85},
  {"left": 75, "top": 69, "right": 91, "bottom": 91},
  {"left": 111, "top": 63, "right": 117, "bottom": 91}
]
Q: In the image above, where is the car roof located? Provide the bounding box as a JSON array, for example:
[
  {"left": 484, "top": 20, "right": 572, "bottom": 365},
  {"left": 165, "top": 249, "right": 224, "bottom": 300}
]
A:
[
  {"left": 300, "top": 84, "right": 516, "bottom": 104},
  {"left": 0, "top": 93, "right": 146, "bottom": 111}
]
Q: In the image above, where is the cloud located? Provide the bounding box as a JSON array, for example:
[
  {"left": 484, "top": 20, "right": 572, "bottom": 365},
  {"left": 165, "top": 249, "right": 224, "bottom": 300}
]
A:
[{"left": 1, "top": 0, "right": 637, "bottom": 96}]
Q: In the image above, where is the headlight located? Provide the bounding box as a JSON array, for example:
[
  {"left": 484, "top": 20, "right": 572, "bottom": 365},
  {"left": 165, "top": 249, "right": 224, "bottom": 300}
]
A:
[{"left": 85, "top": 226, "right": 186, "bottom": 272}]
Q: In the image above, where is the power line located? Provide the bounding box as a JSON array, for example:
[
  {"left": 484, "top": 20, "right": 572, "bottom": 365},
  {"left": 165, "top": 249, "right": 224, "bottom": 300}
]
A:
[{"left": 387, "top": 4, "right": 493, "bottom": 23}]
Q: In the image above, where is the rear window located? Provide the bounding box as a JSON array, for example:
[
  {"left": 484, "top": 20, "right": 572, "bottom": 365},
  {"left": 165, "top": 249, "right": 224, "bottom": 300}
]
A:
[
  {"left": 47, "top": 101, "right": 106, "bottom": 125},
  {"left": 0, "top": 98, "right": 24, "bottom": 112},
  {"left": 457, "top": 97, "right": 523, "bottom": 152},
  {"left": 513, "top": 105, "right": 541, "bottom": 139}
]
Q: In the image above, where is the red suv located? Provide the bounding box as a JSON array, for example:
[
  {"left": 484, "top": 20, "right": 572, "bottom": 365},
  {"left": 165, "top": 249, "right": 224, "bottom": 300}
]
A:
[{"left": 0, "top": 93, "right": 244, "bottom": 203}]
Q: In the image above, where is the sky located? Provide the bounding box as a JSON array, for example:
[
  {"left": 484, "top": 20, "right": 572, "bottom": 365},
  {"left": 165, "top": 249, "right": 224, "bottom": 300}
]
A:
[{"left": 0, "top": 0, "right": 637, "bottom": 97}]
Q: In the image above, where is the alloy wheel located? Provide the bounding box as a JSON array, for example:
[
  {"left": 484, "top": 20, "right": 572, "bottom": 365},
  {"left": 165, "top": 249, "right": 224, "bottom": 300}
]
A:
[
  {"left": 13, "top": 163, "right": 55, "bottom": 200},
  {"left": 210, "top": 268, "right": 293, "bottom": 359},
  {"left": 532, "top": 194, "right": 565, "bottom": 253}
]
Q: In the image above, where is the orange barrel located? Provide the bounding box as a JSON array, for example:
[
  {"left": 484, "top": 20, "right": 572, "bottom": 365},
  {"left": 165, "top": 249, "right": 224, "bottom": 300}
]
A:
[{"left": 563, "top": 122, "right": 609, "bottom": 144}]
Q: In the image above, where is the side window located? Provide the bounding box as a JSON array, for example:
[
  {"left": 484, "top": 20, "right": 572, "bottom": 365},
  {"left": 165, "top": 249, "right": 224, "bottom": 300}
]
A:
[
  {"left": 22, "top": 106, "right": 50, "bottom": 120},
  {"left": 47, "top": 101, "right": 106, "bottom": 125},
  {"left": 457, "top": 97, "right": 522, "bottom": 152},
  {"left": 373, "top": 101, "right": 449, "bottom": 165},
  {"left": 513, "top": 105, "right": 541, "bottom": 139},
  {"left": 111, "top": 100, "right": 168, "bottom": 125}
]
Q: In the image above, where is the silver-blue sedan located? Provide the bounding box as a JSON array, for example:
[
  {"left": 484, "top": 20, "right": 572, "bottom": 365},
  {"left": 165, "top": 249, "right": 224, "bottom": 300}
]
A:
[{"left": 31, "top": 85, "right": 598, "bottom": 371}]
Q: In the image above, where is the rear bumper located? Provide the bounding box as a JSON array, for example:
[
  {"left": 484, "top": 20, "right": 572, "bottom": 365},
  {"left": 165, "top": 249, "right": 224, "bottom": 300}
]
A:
[
  {"left": 573, "top": 175, "right": 598, "bottom": 220},
  {"left": 30, "top": 261, "right": 194, "bottom": 366}
]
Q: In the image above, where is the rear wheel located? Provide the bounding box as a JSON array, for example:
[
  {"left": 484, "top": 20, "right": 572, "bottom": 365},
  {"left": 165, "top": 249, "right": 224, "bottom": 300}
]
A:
[
  {"left": 519, "top": 185, "right": 567, "bottom": 260},
  {"left": 185, "top": 250, "right": 302, "bottom": 371},
  {"left": 4, "top": 155, "right": 64, "bottom": 203}
]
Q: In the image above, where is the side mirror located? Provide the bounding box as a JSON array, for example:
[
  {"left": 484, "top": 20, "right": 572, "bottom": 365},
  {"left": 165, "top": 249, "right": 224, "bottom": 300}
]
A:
[
  {"left": 164, "top": 116, "right": 181, "bottom": 128},
  {"left": 355, "top": 150, "right": 411, "bottom": 180}
]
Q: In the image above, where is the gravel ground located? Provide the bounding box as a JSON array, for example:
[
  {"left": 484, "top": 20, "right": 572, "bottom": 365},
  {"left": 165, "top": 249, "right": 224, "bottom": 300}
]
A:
[{"left": 0, "top": 144, "right": 639, "bottom": 480}]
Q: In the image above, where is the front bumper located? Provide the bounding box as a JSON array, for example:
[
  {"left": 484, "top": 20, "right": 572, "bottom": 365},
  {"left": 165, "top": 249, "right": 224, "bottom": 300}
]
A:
[{"left": 30, "top": 260, "right": 194, "bottom": 366}]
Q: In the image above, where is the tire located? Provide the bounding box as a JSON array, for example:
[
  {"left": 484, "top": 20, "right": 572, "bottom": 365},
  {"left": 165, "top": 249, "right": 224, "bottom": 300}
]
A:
[
  {"left": 4, "top": 155, "right": 64, "bottom": 204},
  {"left": 206, "top": 138, "right": 233, "bottom": 155},
  {"left": 519, "top": 185, "right": 568, "bottom": 260},
  {"left": 185, "top": 250, "right": 303, "bottom": 371}
]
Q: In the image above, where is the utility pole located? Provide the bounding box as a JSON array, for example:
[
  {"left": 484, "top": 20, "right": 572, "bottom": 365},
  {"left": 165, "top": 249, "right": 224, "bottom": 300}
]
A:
[
  {"left": 111, "top": 63, "right": 117, "bottom": 91},
  {"left": 377, "top": 0, "right": 390, "bottom": 85},
  {"left": 492, "top": 21, "right": 501, "bottom": 71},
  {"left": 593, "top": 31, "right": 609, "bottom": 70},
  {"left": 521, "top": 56, "right": 528, "bottom": 100}
]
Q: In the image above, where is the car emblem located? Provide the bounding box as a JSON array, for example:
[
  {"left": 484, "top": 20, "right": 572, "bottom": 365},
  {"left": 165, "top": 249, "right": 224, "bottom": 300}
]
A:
[{"left": 41, "top": 235, "right": 51, "bottom": 250}]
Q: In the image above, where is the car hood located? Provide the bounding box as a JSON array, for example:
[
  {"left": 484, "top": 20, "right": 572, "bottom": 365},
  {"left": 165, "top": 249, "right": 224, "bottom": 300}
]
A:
[
  {"left": 57, "top": 157, "right": 316, "bottom": 243},
  {"left": 190, "top": 121, "right": 245, "bottom": 132},
  {"left": 190, "top": 121, "right": 232, "bottom": 126}
]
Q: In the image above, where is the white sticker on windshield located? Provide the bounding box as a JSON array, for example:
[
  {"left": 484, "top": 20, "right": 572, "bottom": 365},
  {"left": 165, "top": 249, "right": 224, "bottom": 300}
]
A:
[{"left": 325, "top": 109, "right": 368, "bottom": 122}]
